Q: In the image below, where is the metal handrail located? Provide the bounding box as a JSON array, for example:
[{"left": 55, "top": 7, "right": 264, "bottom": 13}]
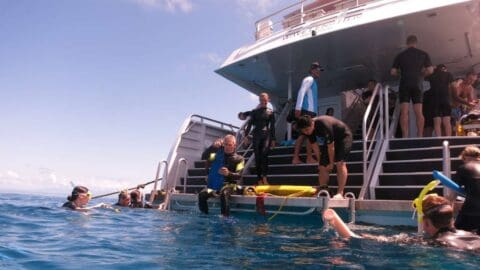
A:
[
  {"left": 149, "top": 160, "right": 168, "bottom": 205},
  {"left": 254, "top": 0, "right": 378, "bottom": 40},
  {"left": 190, "top": 114, "right": 239, "bottom": 132},
  {"left": 173, "top": 158, "right": 189, "bottom": 194},
  {"left": 442, "top": 140, "right": 453, "bottom": 199},
  {"left": 359, "top": 83, "right": 384, "bottom": 199}
]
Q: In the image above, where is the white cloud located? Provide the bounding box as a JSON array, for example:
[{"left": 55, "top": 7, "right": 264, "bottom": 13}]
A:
[
  {"left": 234, "top": 0, "right": 278, "bottom": 18},
  {"left": 1, "top": 167, "right": 141, "bottom": 197},
  {"left": 199, "top": 52, "right": 223, "bottom": 65},
  {"left": 131, "top": 0, "right": 193, "bottom": 13},
  {"left": 6, "top": 170, "right": 19, "bottom": 178}
]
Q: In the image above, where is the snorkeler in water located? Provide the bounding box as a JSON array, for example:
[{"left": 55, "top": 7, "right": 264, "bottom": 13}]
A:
[
  {"left": 323, "top": 195, "right": 480, "bottom": 252},
  {"left": 63, "top": 185, "right": 112, "bottom": 211},
  {"left": 63, "top": 186, "right": 92, "bottom": 211}
]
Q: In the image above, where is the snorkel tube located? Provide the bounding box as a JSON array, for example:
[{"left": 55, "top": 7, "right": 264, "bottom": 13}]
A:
[
  {"left": 432, "top": 170, "right": 466, "bottom": 197},
  {"left": 412, "top": 180, "right": 440, "bottom": 234}
]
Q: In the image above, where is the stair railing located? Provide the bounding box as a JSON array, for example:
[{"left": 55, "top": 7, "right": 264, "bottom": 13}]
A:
[
  {"left": 149, "top": 160, "right": 168, "bottom": 205},
  {"left": 173, "top": 158, "right": 189, "bottom": 194},
  {"left": 359, "top": 83, "right": 386, "bottom": 199},
  {"left": 163, "top": 114, "right": 239, "bottom": 192},
  {"left": 442, "top": 140, "right": 454, "bottom": 200}
]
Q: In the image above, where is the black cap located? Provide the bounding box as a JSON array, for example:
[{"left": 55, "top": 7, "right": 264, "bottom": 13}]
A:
[{"left": 310, "top": 62, "right": 324, "bottom": 71}]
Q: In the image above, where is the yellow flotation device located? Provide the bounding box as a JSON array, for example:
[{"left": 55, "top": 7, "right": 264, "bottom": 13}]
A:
[
  {"left": 245, "top": 185, "right": 318, "bottom": 197},
  {"left": 412, "top": 180, "right": 440, "bottom": 233}
]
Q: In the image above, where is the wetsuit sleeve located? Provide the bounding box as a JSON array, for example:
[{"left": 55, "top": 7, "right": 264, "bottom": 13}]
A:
[
  {"left": 424, "top": 52, "right": 432, "bottom": 68},
  {"left": 225, "top": 156, "right": 245, "bottom": 182},
  {"left": 242, "top": 110, "right": 252, "bottom": 117},
  {"left": 392, "top": 54, "right": 400, "bottom": 69},
  {"left": 453, "top": 165, "right": 467, "bottom": 186},
  {"left": 295, "top": 77, "right": 313, "bottom": 111},
  {"left": 270, "top": 110, "right": 276, "bottom": 141}
]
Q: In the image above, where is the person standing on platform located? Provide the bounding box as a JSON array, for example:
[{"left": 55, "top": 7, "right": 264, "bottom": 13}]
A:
[
  {"left": 244, "top": 93, "right": 276, "bottom": 185},
  {"left": 391, "top": 35, "right": 433, "bottom": 138},
  {"left": 292, "top": 62, "right": 322, "bottom": 164}
]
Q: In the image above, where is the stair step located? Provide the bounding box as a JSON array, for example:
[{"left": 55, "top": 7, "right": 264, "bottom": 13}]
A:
[
  {"left": 375, "top": 186, "right": 444, "bottom": 200},
  {"left": 386, "top": 145, "right": 467, "bottom": 160},
  {"left": 389, "top": 137, "right": 480, "bottom": 149},
  {"left": 378, "top": 172, "right": 456, "bottom": 186},
  {"left": 382, "top": 158, "right": 462, "bottom": 173}
]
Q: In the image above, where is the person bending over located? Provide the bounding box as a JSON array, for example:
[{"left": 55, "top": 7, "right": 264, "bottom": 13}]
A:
[
  {"left": 244, "top": 93, "right": 276, "bottom": 185},
  {"left": 198, "top": 134, "right": 245, "bottom": 216},
  {"left": 296, "top": 115, "right": 352, "bottom": 199}
]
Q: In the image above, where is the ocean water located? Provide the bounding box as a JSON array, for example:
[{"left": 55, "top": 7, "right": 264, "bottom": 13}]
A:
[{"left": 0, "top": 193, "right": 478, "bottom": 270}]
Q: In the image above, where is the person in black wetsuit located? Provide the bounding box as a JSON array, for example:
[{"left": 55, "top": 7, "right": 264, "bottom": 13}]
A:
[
  {"left": 324, "top": 195, "right": 480, "bottom": 252},
  {"left": 422, "top": 89, "right": 434, "bottom": 137},
  {"left": 391, "top": 35, "right": 433, "bottom": 138},
  {"left": 244, "top": 92, "right": 276, "bottom": 185},
  {"left": 296, "top": 115, "right": 352, "bottom": 199},
  {"left": 451, "top": 146, "right": 480, "bottom": 233},
  {"left": 62, "top": 186, "right": 92, "bottom": 211},
  {"left": 425, "top": 64, "right": 454, "bottom": 136},
  {"left": 198, "top": 134, "right": 245, "bottom": 216}
]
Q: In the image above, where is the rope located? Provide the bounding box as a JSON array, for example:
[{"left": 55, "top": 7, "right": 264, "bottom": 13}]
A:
[
  {"left": 90, "top": 179, "right": 158, "bottom": 200},
  {"left": 266, "top": 190, "right": 310, "bottom": 222}
]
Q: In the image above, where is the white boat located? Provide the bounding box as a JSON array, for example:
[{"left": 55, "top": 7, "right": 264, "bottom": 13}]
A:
[{"left": 152, "top": 0, "right": 480, "bottom": 227}]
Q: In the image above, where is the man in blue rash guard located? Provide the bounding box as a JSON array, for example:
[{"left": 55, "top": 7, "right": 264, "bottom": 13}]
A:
[
  {"left": 292, "top": 62, "right": 322, "bottom": 165},
  {"left": 198, "top": 134, "right": 245, "bottom": 216}
]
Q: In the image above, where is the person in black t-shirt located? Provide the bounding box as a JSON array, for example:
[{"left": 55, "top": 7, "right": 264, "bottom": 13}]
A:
[
  {"left": 391, "top": 35, "right": 433, "bottom": 138},
  {"left": 425, "top": 64, "right": 455, "bottom": 136},
  {"left": 452, "top": 146, "right": 480, "bottom": 234},
  {"left": 296, "top": 115, "right": 352, "bottom": 199}
]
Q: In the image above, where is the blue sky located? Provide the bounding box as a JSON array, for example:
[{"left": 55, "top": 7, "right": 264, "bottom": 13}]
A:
[{"left": 0, "top": 0, "right": 290, "bottom": 195}]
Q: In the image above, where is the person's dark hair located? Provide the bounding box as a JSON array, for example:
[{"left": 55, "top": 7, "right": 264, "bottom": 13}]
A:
[
  {"left": 406, "top": 35, "right": 417, "bottom": 45},
  {"left": 117, "top": 190, "right": 130, "bottom": 205},
  {"left": 296, "top": 115, "right": 312, "bottom": 130},
  {"left": 422, "top": 195, "right": 454, "bottom": 229},
  {"left": 368, "top": 79, "right": 377, "bottom": 84},
  {"left": 67, "top": 186, "right": 89, "bottom": 201},
  {"left": 325, "top": 107, "right": 334, "bottom": 116},
  {"left": 130, "top": 190, "right": 143, "bottom": 207}
]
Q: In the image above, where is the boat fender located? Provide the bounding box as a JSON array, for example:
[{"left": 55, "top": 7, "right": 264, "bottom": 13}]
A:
[{"left": 432, "top": 170, "right": 466, "bottom": 197}]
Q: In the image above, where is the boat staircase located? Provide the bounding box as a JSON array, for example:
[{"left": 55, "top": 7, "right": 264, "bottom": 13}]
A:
[{"left": 154, "top": 84, "right": 479, "bottom": 224}]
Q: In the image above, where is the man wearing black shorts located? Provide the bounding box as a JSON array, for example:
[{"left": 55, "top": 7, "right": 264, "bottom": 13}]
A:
[
  {"left": 296, "top": 115, "right": 353, "bottom": 199},
  {"left": 426, "top": 64, "right": 454, "bottom": 136},
  {"left": 391, "top": 35, "right": 433, "bottom": 138}
]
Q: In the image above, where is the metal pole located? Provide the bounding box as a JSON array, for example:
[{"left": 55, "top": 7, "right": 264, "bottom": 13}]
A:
[
  {"left": 442, "top": 140, "right": 452, "bottom": 199},
  {"left": 287, "top": 72, "right": 293, "bottom": 140}
]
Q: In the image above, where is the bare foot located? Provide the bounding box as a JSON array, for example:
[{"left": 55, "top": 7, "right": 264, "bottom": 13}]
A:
[
  {"left": 332, "top": 193, "right": 344, "bottom": 199},
  {"left": 306, "top": 157, "right": 317, "bottom": 164},
  {"left": 292, "top": 157, "right": 303, "bottom": 164}
]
